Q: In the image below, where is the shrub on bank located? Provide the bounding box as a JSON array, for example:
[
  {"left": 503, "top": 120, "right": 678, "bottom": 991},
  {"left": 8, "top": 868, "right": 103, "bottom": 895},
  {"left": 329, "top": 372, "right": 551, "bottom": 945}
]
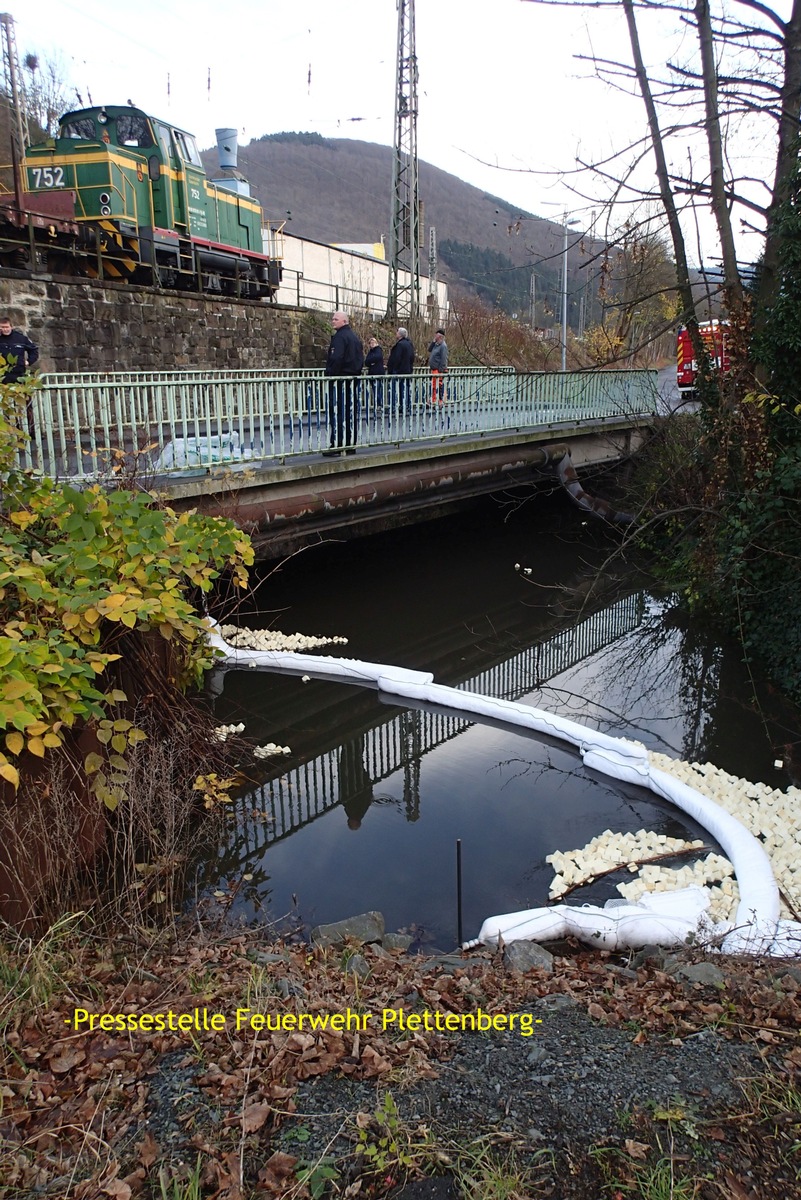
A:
[{"left": 0, "top": 376, "right": 254, "bottom": 926}]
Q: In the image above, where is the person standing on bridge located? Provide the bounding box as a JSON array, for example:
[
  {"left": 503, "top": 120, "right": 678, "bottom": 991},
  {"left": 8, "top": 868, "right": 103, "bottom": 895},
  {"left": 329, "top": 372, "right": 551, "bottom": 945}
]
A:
[
  {"left": 427, "top": 328, "right": 448, "bottom": 404},
  {"left": 0, "top": 315, "right": 40, "bottom": 437},
  {"left": 364, "top": 335, "right": 385, "bottom": 411},
  {"left": 386, "top": 326, "right": 415, "bottom": 414},
  {"left": 324, "top": 311, "right": 364, "bottom": 456}
]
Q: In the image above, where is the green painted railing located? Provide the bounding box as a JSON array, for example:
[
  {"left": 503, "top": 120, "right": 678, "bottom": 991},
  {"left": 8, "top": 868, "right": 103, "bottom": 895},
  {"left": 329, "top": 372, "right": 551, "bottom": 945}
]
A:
[{"left": 14, "top": 366, "right": 658, "bottom": 479}]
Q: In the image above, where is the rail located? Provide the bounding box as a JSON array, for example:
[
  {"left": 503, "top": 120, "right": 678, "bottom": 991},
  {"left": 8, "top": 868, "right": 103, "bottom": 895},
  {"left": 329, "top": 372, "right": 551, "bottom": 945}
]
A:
[{"left": 14, "top": 366, "right": 658, "bottom": 479}]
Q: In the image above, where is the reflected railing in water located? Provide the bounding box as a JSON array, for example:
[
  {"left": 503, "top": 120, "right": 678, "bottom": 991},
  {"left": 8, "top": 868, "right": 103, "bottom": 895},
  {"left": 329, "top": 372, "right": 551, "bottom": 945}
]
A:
[{"left": 231, "top": 591, "right": 647, "bottom": 856}]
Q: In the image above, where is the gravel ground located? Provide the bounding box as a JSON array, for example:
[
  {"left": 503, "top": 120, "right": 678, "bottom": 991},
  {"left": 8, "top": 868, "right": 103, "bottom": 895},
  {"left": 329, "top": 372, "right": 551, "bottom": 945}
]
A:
[
  {"left": 276, "top": 990, "right": 774, "bottom": 1196},
  {"left": 101, "top": 938, "right": 801, "bottom": 1199}
]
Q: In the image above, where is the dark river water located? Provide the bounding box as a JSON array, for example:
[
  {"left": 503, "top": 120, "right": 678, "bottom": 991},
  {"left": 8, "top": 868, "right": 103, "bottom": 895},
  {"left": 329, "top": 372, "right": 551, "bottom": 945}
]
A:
[{"left": 200, "top": 494, "right": 799, "bottom": 950}]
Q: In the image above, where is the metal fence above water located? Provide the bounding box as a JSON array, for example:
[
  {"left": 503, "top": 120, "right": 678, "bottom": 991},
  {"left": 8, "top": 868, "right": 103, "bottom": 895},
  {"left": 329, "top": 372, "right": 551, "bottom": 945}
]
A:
[{"left": 13, "top": 366, "right": 658, "bottom": 480}]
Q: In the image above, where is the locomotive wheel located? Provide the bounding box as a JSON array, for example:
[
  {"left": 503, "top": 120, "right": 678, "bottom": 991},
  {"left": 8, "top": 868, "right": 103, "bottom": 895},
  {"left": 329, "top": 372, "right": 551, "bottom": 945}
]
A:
[{"left": 156, "top": 266, "right": 179, "bottom": 289}]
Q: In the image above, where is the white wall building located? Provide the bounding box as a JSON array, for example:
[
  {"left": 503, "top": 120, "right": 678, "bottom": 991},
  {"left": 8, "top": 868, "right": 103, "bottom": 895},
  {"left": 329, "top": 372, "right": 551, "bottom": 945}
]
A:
[{"left": 266, "top": 230, "right": 448, "bottom": 318}]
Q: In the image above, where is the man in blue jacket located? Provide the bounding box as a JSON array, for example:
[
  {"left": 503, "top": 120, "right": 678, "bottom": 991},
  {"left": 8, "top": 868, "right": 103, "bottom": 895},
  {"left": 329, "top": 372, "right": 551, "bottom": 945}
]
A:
[
  {"left": 0, "top": 316, "right": 39, "bottom": 383},
  {"left": 324, "top": 311, "right": 364, "bottom": 456},
  {"left": 0, "top": 316, "right": 40, "bottom": 437}
]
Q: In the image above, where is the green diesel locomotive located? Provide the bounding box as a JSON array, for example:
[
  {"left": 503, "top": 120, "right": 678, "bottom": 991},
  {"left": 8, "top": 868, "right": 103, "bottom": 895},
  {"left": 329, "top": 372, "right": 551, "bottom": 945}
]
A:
[{"left": 14, "top": 105, "right": 283, "bottom": 297}]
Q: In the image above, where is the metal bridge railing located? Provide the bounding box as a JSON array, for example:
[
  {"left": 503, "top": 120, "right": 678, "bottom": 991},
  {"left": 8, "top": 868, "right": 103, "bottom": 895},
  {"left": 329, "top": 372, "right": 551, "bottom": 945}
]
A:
[{"left": 14, "top": 366, "right": 658, "bottom": 479}]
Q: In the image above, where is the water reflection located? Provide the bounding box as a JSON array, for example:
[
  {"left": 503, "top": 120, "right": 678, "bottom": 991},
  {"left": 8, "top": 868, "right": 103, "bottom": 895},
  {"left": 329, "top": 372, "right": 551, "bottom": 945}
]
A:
[
  {"left": 212, "top": 592, "right": 646, "bottom": 848},
  {"left": 339, "top": 735, "right": 374, "bottom": 830},
  {"left": 197, "top": 503, "right": 797, "bottom": 948},
  {"left": 200, "top": 589, "right": 723, "bottom": 945}
]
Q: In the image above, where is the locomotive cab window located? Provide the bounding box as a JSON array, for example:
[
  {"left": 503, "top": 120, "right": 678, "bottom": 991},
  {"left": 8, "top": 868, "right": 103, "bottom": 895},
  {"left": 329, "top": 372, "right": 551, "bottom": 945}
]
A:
[
  {"left": 174, "top": 130, "right": 202, "bottom": 167},
  {"left": 60, "top": 117, "right": 96, "bottom": 140},
  {"left": 115, "top": 114, "right": 154, "bottom": 148}
]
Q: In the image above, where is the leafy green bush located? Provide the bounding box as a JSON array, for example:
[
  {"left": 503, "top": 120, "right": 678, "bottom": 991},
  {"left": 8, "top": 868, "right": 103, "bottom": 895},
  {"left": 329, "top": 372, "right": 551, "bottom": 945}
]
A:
[{"left": 0, "top": 379, "right": 253, "bottom": 801}]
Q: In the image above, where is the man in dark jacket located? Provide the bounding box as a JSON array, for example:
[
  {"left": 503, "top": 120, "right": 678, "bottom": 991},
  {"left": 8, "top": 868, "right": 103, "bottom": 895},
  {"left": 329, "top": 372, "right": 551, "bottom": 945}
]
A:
[
  {"left": 0, "top": 317, "right": 39, "bottom": 383},
  {"left": 0, "top": 316, "right": 40, "bottom": 437},
  {"left": 386, "top": 326, "right": 415, "bottom": 413},
  {"left": 324, "top": 311, "right": 364, "bottom": 455}
]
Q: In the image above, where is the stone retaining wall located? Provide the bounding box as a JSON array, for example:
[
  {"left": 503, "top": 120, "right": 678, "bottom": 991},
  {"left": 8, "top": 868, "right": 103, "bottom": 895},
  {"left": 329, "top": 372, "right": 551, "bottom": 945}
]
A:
[{"left": 0, "top": 274, "right": 330, "bottom": 373}]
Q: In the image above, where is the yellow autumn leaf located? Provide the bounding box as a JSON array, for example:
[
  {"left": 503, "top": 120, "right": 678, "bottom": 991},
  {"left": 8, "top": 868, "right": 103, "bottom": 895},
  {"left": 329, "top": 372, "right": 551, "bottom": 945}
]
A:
[
  {"left": 84, "top": 608, "right": 100, "bottom": 625},
  {"left": 62, "top": 613, "right": 80, "bottom": 629},
  {"left": 26, "top": 736, "right": 45, "bottom": 758},
  {"left": 9, "top": 511, "right": 35, "bottom": 529},
  {"left": 26, "top": 721, "right": 49, "bottom": 736},
  {"left": 5, "top": 731, "right": 24, "bottom": 756},
  {"left": 0, "top": 762, "right": 20, "bottom": 789},
  {"left": 3, "top": 680, "right": 31, "bottom": 701},
  {"left": 42, "top": 733, "right": 62, "bottom": 748},
  {"left": 99, "top": 594, "right": 127, "bottom": 610}
]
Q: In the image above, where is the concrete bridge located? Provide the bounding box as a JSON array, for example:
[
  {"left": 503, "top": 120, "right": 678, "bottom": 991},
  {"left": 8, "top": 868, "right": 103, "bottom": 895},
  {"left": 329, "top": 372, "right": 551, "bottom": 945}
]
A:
[{"left": 17, "top": 366, "right": 657, "bottom": 557}]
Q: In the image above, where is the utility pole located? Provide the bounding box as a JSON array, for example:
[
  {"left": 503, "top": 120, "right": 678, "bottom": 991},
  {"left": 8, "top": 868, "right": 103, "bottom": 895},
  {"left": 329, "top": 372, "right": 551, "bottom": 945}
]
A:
[
  {"left": 529, "top": 270, "right": 536, "bottom": 329},
  {"left": 1, "top": 13, "right": 30, "bottom": 208},
  {"left": 561, "top": 213, "right": 579, "bottom": 371},
  {"left": 387, "top": 0, "right": 420, "bottom": 321},
  {"left": 427, "top": 225, "right": 438, "bottom": 322}
]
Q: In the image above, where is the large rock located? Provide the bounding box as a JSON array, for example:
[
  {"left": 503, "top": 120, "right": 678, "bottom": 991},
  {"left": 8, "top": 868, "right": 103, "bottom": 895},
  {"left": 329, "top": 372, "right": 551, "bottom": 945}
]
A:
[
  {"left": 311, "top": 911, "right": 385, "bottom": 949},
  {"left": 343, "top": 953, "right": 370, "bottom": 979},
  {"left": 503, "top": 940, "right": 555, "bottom": 975},
  {"left": 671, "top": 961, "right": 725, "bottom": 988},
  {"left": 383, "top": 932, "right": 414, "bottom": 953}
]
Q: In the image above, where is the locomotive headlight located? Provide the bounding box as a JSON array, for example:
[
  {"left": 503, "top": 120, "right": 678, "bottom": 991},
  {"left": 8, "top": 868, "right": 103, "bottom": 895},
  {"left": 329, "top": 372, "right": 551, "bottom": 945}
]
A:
[
  {"left": 100, "top": 205, "right": 112, "bottom": 216},
  {"left": 98, "top": 108, "right": 108, "bottom": 124},
  {"left": 99, "top": 193, "right": 111, "bottom": 204}
]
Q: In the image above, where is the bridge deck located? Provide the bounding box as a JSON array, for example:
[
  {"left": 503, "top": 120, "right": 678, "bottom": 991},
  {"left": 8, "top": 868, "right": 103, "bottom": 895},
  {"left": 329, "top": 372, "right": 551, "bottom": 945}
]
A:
[
  {"left": 13, "top": 367, "right": 657, "bottom": 555},
  {"left": 16, "top": 366, "right": 658, "bottom": 480}
]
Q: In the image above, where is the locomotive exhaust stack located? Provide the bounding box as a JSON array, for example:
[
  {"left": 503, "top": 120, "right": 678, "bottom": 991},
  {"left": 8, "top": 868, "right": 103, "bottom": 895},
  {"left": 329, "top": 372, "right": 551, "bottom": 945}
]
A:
[
  {"left": 216, "top": 128, "right": 239, "bottom": 170},
  {"left": 212, "top": 126, "right": 251, "bottom": 197}
]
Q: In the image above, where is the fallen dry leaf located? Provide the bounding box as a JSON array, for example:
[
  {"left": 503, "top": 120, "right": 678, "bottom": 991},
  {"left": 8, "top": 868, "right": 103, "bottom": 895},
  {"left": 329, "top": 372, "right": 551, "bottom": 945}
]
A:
[
  {"left": 242, "top": 1101, "right": 272, "bottom": 1133},
  {"left": 47, "top": 1044, "right": 86, "bottom": 1074},
  {"left": 623, "top": 1139, "right": 651, "bottom": 1160},
  {"left": 723, "top": 1171, "right": 758, "bottom": 1199},
  {"left": 136, "top": 1130, "right": 160, "bottom": 1168},
  {"left": 101, "top": 1179, "right": 132, "bottom": 1199}
]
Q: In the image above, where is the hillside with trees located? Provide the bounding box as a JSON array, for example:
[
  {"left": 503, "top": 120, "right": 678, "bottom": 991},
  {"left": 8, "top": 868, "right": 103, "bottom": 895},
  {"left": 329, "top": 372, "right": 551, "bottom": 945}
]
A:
[{"left": 203, "top": 133, "right": 572, "bottom": 320}]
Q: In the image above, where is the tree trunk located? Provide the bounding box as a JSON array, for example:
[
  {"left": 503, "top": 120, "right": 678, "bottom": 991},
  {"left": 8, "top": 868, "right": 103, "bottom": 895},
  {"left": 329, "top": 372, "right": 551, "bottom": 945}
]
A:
[
  {"left": 696, "top": 0, "right": 743, "bottom": 306},
  {"left": 622, "top": 0, "right": 713, "bottom": 391}
]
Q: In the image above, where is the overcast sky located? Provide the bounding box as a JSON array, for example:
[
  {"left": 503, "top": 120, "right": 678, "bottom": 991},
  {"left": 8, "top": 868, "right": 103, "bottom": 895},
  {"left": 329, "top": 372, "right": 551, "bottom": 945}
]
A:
[{"left": 17, "top": 0, "right": 773, "bottom": 263}]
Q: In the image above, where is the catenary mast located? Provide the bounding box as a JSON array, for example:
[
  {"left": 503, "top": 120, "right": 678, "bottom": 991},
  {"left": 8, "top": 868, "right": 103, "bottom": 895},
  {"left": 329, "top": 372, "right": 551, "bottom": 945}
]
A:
[
  {"left": 387, "top": 0, "right": 420, "bottom": 321},
  {"left": 0, "top": 14, "right": 29, "bottom": 158}
]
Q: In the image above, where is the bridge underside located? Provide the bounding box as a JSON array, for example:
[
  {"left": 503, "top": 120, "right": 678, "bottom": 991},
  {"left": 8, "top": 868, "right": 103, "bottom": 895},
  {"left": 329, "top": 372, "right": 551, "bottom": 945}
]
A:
[{"left": 162, "top": 418, "right": 649, "bottom": 560}]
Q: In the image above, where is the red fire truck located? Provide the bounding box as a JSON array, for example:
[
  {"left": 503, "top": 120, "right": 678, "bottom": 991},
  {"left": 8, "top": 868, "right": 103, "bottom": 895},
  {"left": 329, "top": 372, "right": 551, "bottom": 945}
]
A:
[{"left": 677, "top": 320, "right": 730, "bottom": 393}]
